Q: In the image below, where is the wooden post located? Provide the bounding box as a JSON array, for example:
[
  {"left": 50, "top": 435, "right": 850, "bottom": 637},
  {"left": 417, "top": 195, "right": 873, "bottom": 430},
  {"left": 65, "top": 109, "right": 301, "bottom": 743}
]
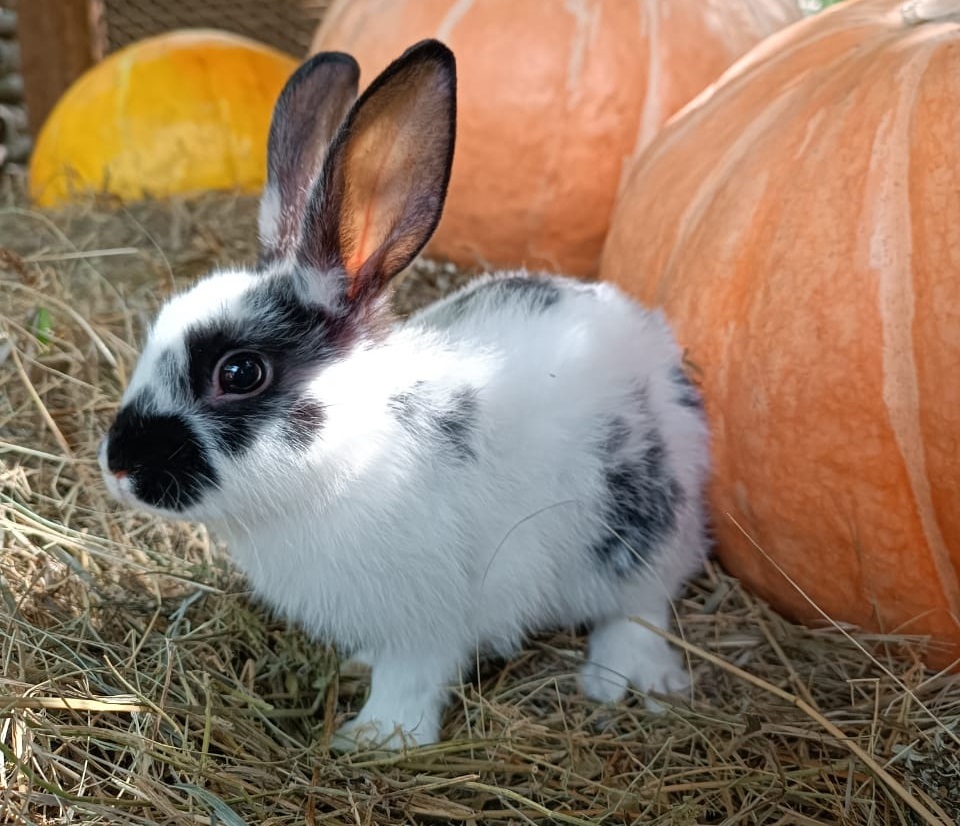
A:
[{"left": 18, "top": 0, "right": 106, "bottom": 138}]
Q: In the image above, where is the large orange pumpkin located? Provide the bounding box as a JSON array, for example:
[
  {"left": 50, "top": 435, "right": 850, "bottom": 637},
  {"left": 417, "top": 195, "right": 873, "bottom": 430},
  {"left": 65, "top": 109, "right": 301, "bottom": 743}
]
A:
[
  {"left": 29, "top": 30, "right": 298, "bottom": 207},
  {"left": 311, "top": 0, "right": 802, "bottom": 276},
  {"left": 601, "top": 0, "right": 960, "bottom": 670}
]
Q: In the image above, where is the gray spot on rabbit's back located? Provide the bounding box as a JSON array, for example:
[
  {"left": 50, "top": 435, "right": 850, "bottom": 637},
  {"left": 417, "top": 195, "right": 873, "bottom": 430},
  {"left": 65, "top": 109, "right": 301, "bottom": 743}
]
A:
[
  {"left": 490, "top": 276, "right": 562, "bottom": 311},
  {"left": 436, "top": 388, "right": 480, "bottom": 461},
  {"left": 603, "top": 416, "right": 632, "bottom": 455},
  {"left": 593, "top": 422, "right": 683, "bottom": 576},
  {"left": 390, "top": 384, "right": 479, "bottom": 462},
  {"left": 670, "top": 365, "right": 704, "bottom": 412},
  {"left": 446, "top": 275, "right": 562, "bottom": 321}
]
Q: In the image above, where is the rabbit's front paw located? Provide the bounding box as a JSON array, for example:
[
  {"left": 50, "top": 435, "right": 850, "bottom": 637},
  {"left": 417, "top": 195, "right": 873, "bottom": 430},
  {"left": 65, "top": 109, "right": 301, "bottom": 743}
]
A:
[
  {"left": 329, "top": 715, "right": 429, "bottom": 752},
  {"left": 328, "top": 654, "right": 452, "bottom": 752},
  {"left": 580, "top": 616, "right": 690, "bottom": 711}
]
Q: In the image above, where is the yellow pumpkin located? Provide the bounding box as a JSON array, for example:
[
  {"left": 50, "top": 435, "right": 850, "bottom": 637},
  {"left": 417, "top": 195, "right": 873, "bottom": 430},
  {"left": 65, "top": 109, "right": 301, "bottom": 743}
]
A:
[
  {"left": 29, "top": 30, "right": 298, "bottom": 207},
  {"left": 600, "top": 0, "right": 960, "bottom": 670},
  {"left": 311, "top": 0, "right": 802, "bottom": 276}
]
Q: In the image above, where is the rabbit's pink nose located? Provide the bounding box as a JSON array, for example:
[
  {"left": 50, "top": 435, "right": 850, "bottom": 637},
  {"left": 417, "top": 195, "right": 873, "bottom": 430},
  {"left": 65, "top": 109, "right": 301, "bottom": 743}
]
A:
[{"left": 113, "top": 470, "right": 128, "bottom": 480}]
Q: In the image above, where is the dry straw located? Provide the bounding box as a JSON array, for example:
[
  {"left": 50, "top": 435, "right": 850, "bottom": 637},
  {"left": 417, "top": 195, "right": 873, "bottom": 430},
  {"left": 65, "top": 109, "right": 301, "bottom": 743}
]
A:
[{"left": 1, "top": 188, "right": 957, "bottom": 825}]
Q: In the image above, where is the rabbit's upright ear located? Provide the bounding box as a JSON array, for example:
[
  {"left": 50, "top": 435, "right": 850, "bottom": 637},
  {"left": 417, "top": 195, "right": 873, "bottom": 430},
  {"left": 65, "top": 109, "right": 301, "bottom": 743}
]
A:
[
  {"left": 297, "top": 40, "right": 456, "bottom": 304},
  {"left": 258, "top": 52, "right": 360, "bottom": 265}
]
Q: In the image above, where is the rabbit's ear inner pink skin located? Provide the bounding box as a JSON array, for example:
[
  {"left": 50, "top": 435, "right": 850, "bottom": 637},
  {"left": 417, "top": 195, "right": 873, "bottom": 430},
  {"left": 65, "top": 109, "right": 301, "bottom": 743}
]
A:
[
  {"left": 296, "top": 40, "right": 457, "bottom": 307},
  {"left": 258, "top": 51, "right": 360, "bottom": 267}
]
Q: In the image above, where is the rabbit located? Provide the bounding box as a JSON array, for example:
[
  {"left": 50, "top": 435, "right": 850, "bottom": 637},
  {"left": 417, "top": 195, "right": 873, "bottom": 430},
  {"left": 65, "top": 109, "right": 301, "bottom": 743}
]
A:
[{"left": 99, "top": 39, "right": 711, "bottom": 751}]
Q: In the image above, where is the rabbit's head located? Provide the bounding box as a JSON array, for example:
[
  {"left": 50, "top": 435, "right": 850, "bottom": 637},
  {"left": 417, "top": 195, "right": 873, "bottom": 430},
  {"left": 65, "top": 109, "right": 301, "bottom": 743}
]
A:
[{"left": 99, "top": 41, "right": 456, "bottom": 520}]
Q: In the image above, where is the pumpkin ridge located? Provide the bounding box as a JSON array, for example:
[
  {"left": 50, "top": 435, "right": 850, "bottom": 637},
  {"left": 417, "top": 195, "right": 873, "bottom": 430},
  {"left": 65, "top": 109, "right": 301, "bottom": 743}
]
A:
[
  {"left": 910, "top": 47, "right": 960, "bottom": 619},
  {"left": 436, "top": 0, "right": 475, "bottom": 41},
  {"left": 523, "top": 8, "right": 578, "bottom": 266},
  {"left": 652, "top": 88, "right": 794, "bottom": 306},
  {"left": 562, "top": 0, "right": 596, "bottom": 99},
  {"left": 113, "top": 50, "right": 138, "bottom": 194},
  {"left": 635, "top": 0, "right": 664, "bottom": 153},
  {"left": 668, "top": 17, "right": 882, "bottom": 139},
  {"left": 619, "top": 16, "right": 885, "bottom": 223},
  {"left": 869, "top": 42, "right": 960, "bottom": 622}
]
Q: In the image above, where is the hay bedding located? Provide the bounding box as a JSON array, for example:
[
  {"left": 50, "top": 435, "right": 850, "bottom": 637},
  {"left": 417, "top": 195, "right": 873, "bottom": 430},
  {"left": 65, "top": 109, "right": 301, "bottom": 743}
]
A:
[{"left": 0, "top": 187, "right": 957, "bottom": 826}]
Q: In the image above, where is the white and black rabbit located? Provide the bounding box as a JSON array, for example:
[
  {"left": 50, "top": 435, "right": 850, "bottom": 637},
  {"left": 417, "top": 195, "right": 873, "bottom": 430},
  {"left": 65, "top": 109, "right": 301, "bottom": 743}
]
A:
[{"left": 100, "top": 40, "right": 711, "bottom": 750}]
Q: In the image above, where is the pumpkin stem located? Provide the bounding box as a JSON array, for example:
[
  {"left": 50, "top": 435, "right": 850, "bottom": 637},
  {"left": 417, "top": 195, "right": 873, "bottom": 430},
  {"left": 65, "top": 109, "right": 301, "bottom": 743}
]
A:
[{"left": 901, "top": 0, "right": 960, "bottom": 23}]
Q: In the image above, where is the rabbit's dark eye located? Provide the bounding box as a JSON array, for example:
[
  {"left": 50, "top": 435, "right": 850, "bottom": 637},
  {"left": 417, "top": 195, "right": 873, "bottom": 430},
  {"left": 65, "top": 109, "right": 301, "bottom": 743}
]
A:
[{"left": 214, "top": 351, "right": 270, "bottom": 398}]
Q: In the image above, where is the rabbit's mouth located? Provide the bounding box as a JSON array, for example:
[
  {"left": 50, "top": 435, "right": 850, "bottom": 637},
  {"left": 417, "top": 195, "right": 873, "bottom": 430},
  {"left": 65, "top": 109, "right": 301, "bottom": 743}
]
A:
[
  {"left": 99, "top": 452, "right": 137, "bottom": 507},
  {"left": 99, "top": 408, "right": 220, "bottom": 515}
]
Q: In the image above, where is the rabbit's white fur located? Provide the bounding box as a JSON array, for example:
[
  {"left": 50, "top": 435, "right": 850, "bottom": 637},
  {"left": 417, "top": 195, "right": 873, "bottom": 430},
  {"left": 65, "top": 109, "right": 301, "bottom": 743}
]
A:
[
  {"left": 101, "top": 41, "right": 711, "bottom": 750},
  {"left": 106, "top": 268, "right": 709, "bottom": 748}
]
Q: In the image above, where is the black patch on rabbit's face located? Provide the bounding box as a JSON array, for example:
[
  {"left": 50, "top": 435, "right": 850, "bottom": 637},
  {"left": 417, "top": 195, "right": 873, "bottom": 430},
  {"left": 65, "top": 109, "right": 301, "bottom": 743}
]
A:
[
  {"left": 183, "top": 277, "right": 346, "bottom": 455},
  {"left": 489, "top": 276, "right": 562, "bottom": 310},
  {"left": 445, "top": 276, "right": 562, "bottom": 321},
  {"left": 106, "top": 403, "right": 218, "bottom": 511},
  {"left": 670, "top": 366, "right": 704, "bottom": 412},
  {"left": 593, "top": 420, "right": 683, "bottom": 575},
  {"left": 390, "top": 384, "right": 479, "bottom": 461}
]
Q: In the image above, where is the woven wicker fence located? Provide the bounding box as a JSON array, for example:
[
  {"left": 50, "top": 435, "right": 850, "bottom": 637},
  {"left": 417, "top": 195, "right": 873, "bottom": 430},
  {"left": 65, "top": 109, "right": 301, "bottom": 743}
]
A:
[
  {"left": 0, "top": 0, "right": 26, "bottom": 166},
  {"left": 2, "top": 0, "right": 329, "bottom": 169},
  {"left": 102, "top": 0, "right": 327, "bottom": 57}
]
